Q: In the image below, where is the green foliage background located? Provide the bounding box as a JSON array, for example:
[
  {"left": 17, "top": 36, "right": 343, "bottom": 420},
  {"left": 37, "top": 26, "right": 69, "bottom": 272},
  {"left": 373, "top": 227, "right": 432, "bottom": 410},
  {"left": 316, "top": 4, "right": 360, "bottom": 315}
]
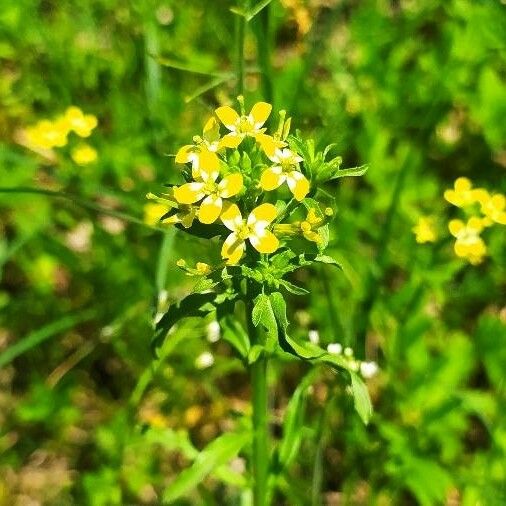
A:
[{"left": 1, "top": 0, "right": 505, "bottom": 504}]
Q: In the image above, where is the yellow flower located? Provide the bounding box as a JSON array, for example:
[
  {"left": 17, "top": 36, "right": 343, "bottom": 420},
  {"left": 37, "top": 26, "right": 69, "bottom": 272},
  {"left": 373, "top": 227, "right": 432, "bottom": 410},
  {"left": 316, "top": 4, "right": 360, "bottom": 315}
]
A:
[
  {"left": 300, "top": 208, "right": 332, "bottom": 243},
  {"left": 144, "top": 203, "right": 170, "bottom": 226},
  {"left": 260, "top": 148, "right": 309, "bottom": 201},
  {"left": 64, "top": 106, "right": 98, "bottom": 137},
  {"left": 215, "top": 101, "right": 272, "bottom": 148},
  {"left": 175, "top": 117, "right": 240, "bottom": 178},
  {"left": 480, "top": 193, "right": 506, "bottom": 226},
  {"left": 220, "top": 203, "right": 280, "bottom": 264},
  {"left": 173, "top": 170, "right": 243, "bottom": 224},
  {"left": 448, "top": 217, "right": 487, "bottom": 265},
  {"left": 412, "top": 217, "right": 437, "bottom": 244},
  {"left": 196, "top": 262, "right": 212, "bottom": 275},
  {"left": 26, "top": 119, "right": 69, "bottom": 149},
  {"left": 71, "top": 144, "right": 98, "bottom": 165},
  {"left": 444, "top": 177, "right": 476, "bottom": 207}
]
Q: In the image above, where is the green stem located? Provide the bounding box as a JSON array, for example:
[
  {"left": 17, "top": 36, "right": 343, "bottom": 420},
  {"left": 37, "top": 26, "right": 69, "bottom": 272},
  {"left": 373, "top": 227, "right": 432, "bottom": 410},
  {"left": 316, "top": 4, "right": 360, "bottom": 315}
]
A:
[
  {"left": 250, "top": 355, "right": 269, "bottom": 506},
  {"left": 235, "top": 6, "right": 247, "bottom": 96}
]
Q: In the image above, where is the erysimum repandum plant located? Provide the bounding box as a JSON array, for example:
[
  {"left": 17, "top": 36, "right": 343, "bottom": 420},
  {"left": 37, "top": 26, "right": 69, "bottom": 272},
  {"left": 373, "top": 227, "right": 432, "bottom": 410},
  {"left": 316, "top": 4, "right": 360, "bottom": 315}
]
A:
[{"left": 149, "top": 97, "right": 369, "bottom": 505}]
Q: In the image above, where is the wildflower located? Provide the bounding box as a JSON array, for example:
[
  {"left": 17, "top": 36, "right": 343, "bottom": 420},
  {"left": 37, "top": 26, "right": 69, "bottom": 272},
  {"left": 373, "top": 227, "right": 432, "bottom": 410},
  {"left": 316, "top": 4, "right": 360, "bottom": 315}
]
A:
[
  {"left": 215, "top": 101, "right": 272, "bottom": 147},
  {"left": 26, "top": 119, "right": 68, "bottom": 149},
  {"left": 147, "top": 189, "right": 199, "bottom": 229},
  {"left": 360, "top": 361, "right": 379, "bottom": 379},
  {"left": 260, "top": 148, "right": 309, "bottom": 201},
  {"left": 444, "top": 177, "right": 475, "bottom": 208},
  {"left": 220, "top": 203, "right": 280, "bottom": 265},
  {"left": 175, "top": 117, "right": 240, "bottom": 177},
  {"left": 480, "top": 193, "right": 506, "bottom": 226},
  {"left": 196, "top": 262, "right": 212, "bottom": 275},
  {"left": 143, "top": 203, "right": 169, "bottom": 226},
  {"left": 173, "top": 170, "right": 243, "bottom": 224},
  {"left": 195, "top": 351, "right": 214, "bottom": 369},
  {"left": 71, "top": 144, "right": 98, "bottom": 165},
  {"left": 206, "top": 321, "right": 221, "bottom": 343},
  {"left": 327, "top": 343, "right": 342, "bottom": 355},
  {"left": 308, "top": 329, "right": 319, "bottom": 344},
  {"left": 64, "top": 106, "right": 98, "bottom": 137},
  {"left": 412, "top": 216, "right": 437, "bottom": 243},
  {"left": 448, "top": 217, "right": 487, "bottom": 265},
  {"left": 300, "top": 207, "right": 332, "bottom": 243}
]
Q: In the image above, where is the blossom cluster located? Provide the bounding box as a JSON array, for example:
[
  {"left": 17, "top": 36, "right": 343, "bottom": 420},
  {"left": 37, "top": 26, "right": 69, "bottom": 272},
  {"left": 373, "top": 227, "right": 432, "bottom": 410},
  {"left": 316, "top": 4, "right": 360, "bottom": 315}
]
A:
[
  {"left": 149, "top": 98, "right": 333, "bottom": 266},
  {"left": 444, "top": 177, "right": 505, "bottom": 264},
  {"left": 24, "top": 106, "right": 98, "bottom": 165}
]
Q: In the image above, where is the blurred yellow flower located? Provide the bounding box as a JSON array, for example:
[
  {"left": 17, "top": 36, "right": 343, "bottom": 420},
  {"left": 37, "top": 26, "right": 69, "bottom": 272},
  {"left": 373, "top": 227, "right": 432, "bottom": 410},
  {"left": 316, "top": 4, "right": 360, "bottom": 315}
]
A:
[
  {"left": 26, "top": 119, "right": 69, "bottom": 149},
  {"left": 71, "top": 144, "right": 98, "bottom": 165},
  {"left": 448, "top": 217, "right": 487, "bottom": 265},
  {"left": 196, "top": 262, "right": 211, "bottom": 275},
  {"left": 220, "top": 203, "right": 279, "bottom": 264},
  {"left": 412, "top": 217, "right": 437, "bottom": 243},
  {"left": 143, "top": 203, "right": 169, "bottom": 226},
  {"left": 480, "top": 193, "right": 506, "bottom": 226},
  {"left": 444, "top": 177, "right": 475, "bottom": 207},
  {"left": 64, "top": 106, "right": 98, "bottom": 137}
]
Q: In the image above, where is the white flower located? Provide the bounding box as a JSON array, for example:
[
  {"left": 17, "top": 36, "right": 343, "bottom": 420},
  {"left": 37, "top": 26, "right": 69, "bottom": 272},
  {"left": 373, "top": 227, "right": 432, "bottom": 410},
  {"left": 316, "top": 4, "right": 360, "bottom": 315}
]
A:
[
  {"left": 327, "top": 343, "right": 342, "bottom": 355},
  {"left": 360, "top": 361, "right": 379, "bottom": 379},
  {"left": 195, "top": 351, "right": 214, "bottom": 369},
  {"left": 206, "top": 321, "right": 221, "bottom": 343},
  {"left": 308, "top": 329, "right": 320, "bottom": 344}
]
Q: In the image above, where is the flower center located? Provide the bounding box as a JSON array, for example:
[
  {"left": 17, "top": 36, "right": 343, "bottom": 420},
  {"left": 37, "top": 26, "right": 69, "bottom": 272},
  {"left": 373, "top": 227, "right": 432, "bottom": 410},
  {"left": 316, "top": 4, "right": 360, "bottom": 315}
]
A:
[
  {"left": 239, "top": 116, "right": 254, "bottom": 133},
  {"left": 236, "top": 222, "right": 251, "bottom": 240}
]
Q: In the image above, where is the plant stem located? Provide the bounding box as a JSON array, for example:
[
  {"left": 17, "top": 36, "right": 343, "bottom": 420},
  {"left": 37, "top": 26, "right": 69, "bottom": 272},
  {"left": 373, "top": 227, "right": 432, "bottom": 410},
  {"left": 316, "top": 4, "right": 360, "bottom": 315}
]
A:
[
  {"left": 250, "top": 355, "right": 269, "bottom": 506},
  {"left": 235, "top": 4, "right": 247, "bottom": 96}
]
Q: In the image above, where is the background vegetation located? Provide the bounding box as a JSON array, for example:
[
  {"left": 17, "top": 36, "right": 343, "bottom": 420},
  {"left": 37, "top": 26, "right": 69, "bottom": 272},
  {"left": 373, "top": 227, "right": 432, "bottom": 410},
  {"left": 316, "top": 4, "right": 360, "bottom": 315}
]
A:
[{"left": 1, "top": 0, "right": 505, "bottom": 504}]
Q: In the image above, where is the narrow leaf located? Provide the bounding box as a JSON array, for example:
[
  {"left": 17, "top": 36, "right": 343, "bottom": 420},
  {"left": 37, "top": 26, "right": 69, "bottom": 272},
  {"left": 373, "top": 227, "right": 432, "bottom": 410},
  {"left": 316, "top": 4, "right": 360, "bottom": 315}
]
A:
[
  {"left": 162, "top": 431, "right": 250, "bottom": 503},
  {"left": 350, "top": 372, "right": 373, "bottom": 424}
]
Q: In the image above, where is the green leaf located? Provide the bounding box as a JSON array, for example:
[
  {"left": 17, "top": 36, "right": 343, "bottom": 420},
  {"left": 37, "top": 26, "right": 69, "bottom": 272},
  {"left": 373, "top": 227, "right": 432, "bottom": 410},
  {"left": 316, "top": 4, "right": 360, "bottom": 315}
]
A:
[
  {"left": 152, "top": 292, "right": 216, "bottom": 353},
  {"left": 278, "top": 279, "right": 309, "bottom": 295},
  {"left": 219, "top": 315, "right": 250, "bottom": 359},
  {"left": 0, "top": 310, "right": 95, "bottom": 369},
  {"left": 277, "top": 369, "right": 318, "bottom": 470},
  {"left": 350, "top": 372, "right": 373, "bottom": 425},
  {"left": 252, "top": 293, "right": 278, "bottom": 353},
  {"left": 324, "top": 164, "right": 369, "bottom": 181},
  {"left": 162, "top": 431, "right": 250, "bottom": 503},
  {"left": 313, "top": 255, "right": 343, "bottom": 270},
  {"left": 248, "top": 344, "right": 265, "bottom": 364}
]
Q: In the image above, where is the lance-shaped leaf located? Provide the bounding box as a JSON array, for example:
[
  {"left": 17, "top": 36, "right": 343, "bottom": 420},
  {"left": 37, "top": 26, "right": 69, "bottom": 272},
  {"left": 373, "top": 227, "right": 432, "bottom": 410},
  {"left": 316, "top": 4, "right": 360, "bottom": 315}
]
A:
[
  {"left": 162, "top": 430, "right": 250, "bottom": 503},
  {"left": 152, "top": 292, "right": 216, "bottom": 354},
  {"left": 252, "top": 293, "right": 278, "bottom": 353}
]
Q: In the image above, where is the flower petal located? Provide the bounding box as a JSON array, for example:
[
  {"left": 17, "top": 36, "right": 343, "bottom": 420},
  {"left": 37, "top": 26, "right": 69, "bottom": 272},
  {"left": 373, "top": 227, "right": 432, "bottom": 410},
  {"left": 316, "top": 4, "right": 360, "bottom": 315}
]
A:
[
  {"left": 198, "top": 195, "right": 223, "bottom": 224},
  {"left": 249, "top": 228, "right": 279, "bottom": 254},
  {"left": 215, "top": 106, "right": 240, "bottom": 130},
  {"left": 254, "top": 133, "right": 286, "bottom": 156},
  {"left": 249, "top": 102, "right": 272, "bottom": 128},
  {"left": 173, "top": 182, "right": 206, "bottom": 204},
  {"left": 175, "top": 145, "right": 194, "bottom": 164},
  {"left": 448, "top": 219, "right": 464, "bottom": 237},
  {"left": 203, "top": 117, "right": 220, "bottom": 143},
  {"left": 286, "top": 171, "right": 310, "bottom": 201},
  {"left": 197, "top": 148, "right": 220, "bottom": 173},
  {"left": 221, "top": 233, "right": 245, "bottom": 265},
  {"left": 221, "top": 203, "right": 243, "bottom": 231},
  {"left": 247, "top": 203, "right": 278, "bottom": 227},
  {"left": 260, "top": 166, "right": 284, "bottom": 191},
  {"left": 218, "top": 133, "right": 243, "bottom": 149},
  {"left": 218, "top": 173, "right": 243, "bottom": 198}
]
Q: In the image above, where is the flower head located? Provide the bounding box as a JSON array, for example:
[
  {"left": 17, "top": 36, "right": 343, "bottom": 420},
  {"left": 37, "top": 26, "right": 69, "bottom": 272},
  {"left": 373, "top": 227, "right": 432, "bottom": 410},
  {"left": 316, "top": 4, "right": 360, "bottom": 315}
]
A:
[
  {"left": 260, "top": 148, "right": 309, "bottom": 201},
  {"left": 412, "top": 216, "right": 437, "bottom": 243},
  {"left": 480, "top": 193, "right": 506, "bottom": 226},
  {"left": 64, "top": 106, "right": 97, "bottom": 137},
  {"left": 220, "top": 203, "right": 280, "bottom": 264},
  {"left": 448, "top": 217, "right": 487, "bottom": 265},
  {"left": 173, "top": 169, "right": 243, "bottom": 224},
  {"left": 175, "top": 117, "right": 241, "bottom": 178},
  {"left": 215, "top": 101, "right": 272, "bottom": 148},
  {"left": 26, "top": 119, "right": 69, "bottom": 150},
  {"left": 71, "top": 144, "right": 98, "bottom": 165},
  {"left": 444, "top": 177, "right": 476, "bottom": 208}
]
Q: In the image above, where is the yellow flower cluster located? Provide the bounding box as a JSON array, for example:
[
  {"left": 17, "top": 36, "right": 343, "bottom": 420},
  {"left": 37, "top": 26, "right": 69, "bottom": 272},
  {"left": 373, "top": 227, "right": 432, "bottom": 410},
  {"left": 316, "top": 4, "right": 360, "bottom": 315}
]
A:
[
  {"left": 412, "top": 217, "right": 437, "bottom": 244},
  {"left": 444, "top": 177, "right": 506, "bottom": 264},
  {"left": 25, "top": 106, "right": 98, "bottom": 165},
  {"left": 151, "top": 99, "right": 327, "bottom": 265}
]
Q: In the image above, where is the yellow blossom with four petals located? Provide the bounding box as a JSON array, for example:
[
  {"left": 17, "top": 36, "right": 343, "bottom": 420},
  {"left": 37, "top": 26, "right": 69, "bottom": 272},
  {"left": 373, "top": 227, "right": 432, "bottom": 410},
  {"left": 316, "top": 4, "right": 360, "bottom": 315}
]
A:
[
  {"left": 260, "top": 148, "right": 309, "bottom": 201},
  {"left": 173, "top": 170, "right": 243, "bottom": 224},
  {"left": 448, "top": 217, "right": 487, "bottom": 265},
  {"left": 220, "top": 203, "right": 280, "bottom": 264}
]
